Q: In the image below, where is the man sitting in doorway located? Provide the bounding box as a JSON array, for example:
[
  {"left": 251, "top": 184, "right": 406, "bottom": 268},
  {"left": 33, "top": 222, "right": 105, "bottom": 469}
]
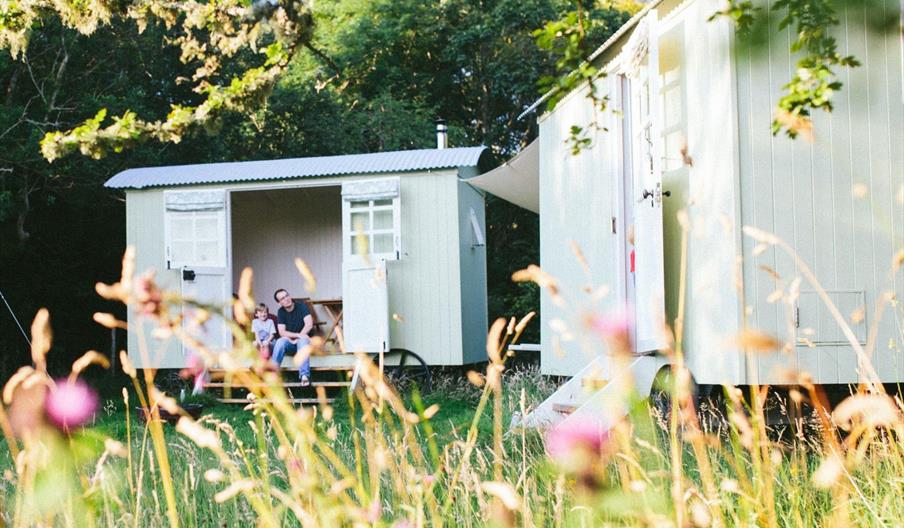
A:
[{"left": 272, "top": 288, "right": 313, "bottom": 386}]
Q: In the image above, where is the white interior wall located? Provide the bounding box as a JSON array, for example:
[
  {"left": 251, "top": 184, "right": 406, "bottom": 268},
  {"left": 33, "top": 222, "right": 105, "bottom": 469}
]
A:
[{"left": 230, "top": 186, "right": 343, "bottom": 320}]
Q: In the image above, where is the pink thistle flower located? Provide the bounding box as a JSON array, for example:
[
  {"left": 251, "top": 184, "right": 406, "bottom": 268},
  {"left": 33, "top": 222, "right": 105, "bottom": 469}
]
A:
[
  {"left": 588, "top": 309, "right": 633, "bottom": 353},
  {"left": 45, "top": 379, "right": 99, "bottom": 431},
  {"left": 545, "top": 419, "right": 610, "bottom": 468},
  {"left": 134, "top": 271, "right": 163, "bottom": 317}
]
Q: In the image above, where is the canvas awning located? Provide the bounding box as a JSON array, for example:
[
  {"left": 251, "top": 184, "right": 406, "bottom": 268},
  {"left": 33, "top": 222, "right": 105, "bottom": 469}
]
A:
[{"left": 465, "top": 140, "right": 539, "bottom": 213}]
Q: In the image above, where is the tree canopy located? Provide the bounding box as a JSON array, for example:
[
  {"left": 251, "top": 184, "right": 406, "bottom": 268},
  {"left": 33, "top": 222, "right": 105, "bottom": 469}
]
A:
[{"left": 0, "top": 0, "right": 636, "bottom": 368}]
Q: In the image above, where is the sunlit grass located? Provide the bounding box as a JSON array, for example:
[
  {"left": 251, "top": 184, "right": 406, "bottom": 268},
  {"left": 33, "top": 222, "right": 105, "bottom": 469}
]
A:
[{"left": 0, "top": 241, "right": 902, "bottom": 526}]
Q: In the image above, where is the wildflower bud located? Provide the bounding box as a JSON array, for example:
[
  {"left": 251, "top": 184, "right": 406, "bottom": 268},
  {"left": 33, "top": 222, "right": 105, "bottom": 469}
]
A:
[
  {"left": 214, "top": 480, "right": 254, "bottom": 503},
  {"left": 812, "top": 454, "right": 844, "bottom": 489},
  {"left": 45, "top": 379, "right": 99, "bottom": 431},
  {"left": 93, "top": 312, "right": 125, "bottom": 329},
  {"left": 587, "top": 311, "right": 632, "bottom": 355},
  {"left": 422, "top": 404, "right": 439, "bottom": 420},
  {"left": 545, "top": 419, "right": 610, "bottom": 492},
  {"left": 204, "top": 469, "right": 225, "bottom": 483},
  {"left": 104, "top": 438, "right": 128, "bottom": 457},
  {"left": 30, "top": 309, "right": 51, "bottom": 372}
]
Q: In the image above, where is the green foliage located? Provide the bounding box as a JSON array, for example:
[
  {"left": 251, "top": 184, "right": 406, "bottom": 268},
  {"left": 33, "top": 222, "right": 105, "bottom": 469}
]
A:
[
  {"left": 712, "top": 0, "right": 887, "bottom": 139},
  {"left": 770, "top": 0, "right": 859, "bottom": 138},
  {"left": 0, "top": 0, "right": 314, "bottom": 162},
  {"left": 532, "top": 2, "right": 632, "bottom": 153}
]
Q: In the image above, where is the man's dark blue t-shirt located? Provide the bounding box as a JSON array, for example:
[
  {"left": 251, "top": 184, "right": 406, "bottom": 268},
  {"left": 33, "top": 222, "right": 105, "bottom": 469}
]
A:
[{"left": 277, "top": 301, "right": 311, "bottom": 333}]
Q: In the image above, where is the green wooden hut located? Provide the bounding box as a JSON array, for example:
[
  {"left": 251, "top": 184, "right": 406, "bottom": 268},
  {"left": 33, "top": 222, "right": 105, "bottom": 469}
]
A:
[{"left": 105, "top": 144, "right": 493, "bottom": 370}]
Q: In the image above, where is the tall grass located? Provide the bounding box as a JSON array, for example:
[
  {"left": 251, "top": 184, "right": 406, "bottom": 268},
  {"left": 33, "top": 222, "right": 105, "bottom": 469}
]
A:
[{"left": 0, "top": 236, "right": 901, "bottom": 527}]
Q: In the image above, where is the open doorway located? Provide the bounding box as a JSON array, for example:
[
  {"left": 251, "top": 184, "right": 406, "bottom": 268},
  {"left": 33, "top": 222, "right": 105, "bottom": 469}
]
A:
[{"left": 230, "top": 185, "right": 343, "bottom": 326}]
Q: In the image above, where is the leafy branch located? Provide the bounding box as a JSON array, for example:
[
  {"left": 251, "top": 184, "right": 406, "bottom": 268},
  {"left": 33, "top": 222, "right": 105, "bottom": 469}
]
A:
[
  {"left": 533, "top": 2, "right": 636, "bottom": 154},
  {"left": 714, "top": 0, "right": 860, "bottom": 139},
  {"left": 0, "top": 0, "right": 314, "bottom": 161}
]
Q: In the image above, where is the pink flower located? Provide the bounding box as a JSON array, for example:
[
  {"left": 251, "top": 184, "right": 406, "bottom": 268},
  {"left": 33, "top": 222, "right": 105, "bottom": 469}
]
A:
[
  {"left": 134, "top": 271, "right": 163, "bottom": 317},
  {"left": 588, "top": 310, "right": 633, "bottom": 353},
  {"left": 45, "top": 379, "right": 99, "bottom": 431},
  {"left": 545, "top": 419, "right": 609, "bottom": 467}
]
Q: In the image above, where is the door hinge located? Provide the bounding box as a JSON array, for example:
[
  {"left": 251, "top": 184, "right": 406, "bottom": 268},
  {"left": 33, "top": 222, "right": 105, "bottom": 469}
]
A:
[
  {"left": 795, "top": 306, "right": 800, "bottom": 328},
  {"left": 611, "top": 217, "right": 617, "bottom": 234}
]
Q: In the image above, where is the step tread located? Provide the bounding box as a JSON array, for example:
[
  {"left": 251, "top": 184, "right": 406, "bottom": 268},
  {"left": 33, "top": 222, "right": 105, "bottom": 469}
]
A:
[
  {"left": 204, "top": 381, "right": 349, "bottom": 388},
  {"left": 217, "top": 398, "right": 334, "bottom": 405},
  {"left": 209, "top": 366, "right": 354, "bottom": 375},
  {"left": 552, "top": 402, "right": 579, "bottom": 414}
]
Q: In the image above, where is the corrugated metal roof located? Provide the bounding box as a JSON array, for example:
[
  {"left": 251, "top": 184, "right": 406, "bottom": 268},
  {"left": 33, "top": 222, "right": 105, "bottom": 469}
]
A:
[{"left": 105, "top": 146, "right": 489, "bottom": 189}]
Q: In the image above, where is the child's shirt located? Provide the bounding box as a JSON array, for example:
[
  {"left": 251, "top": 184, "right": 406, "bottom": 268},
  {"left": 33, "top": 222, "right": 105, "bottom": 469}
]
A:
[{"left": 252, "top": 318, "right": 276, "bottom": 343}]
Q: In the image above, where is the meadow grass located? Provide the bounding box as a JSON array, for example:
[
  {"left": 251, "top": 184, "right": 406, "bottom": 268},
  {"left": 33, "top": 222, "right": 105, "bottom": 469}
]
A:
[{"left": 1, "top": 243, "right": 903, "bottom": 527}]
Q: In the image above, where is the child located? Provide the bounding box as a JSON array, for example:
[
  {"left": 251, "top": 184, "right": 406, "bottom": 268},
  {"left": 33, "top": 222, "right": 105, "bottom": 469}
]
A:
[{"left": 252, "top": 303, "right": 277, "bottom": 360}]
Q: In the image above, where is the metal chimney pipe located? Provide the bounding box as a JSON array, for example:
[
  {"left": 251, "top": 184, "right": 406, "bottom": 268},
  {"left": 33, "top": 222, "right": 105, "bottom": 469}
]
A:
[{"left": 435, "top": 118, "right": 448, "bottom": 149}]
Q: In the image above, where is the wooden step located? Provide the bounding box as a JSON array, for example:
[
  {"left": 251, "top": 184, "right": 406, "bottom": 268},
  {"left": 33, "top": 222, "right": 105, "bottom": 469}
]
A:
[
  {"left": 203, "top": 381, "right": 350, "bottom": 389},
  {"left": 552, "top": 403, "right": 578, "bottom": 415},
  {"left": 217, "top": 398, "right": 334, "bottom": 405}
]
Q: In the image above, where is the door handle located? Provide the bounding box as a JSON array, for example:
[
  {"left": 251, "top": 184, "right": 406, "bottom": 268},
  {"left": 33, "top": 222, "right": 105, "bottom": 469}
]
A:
[{"left": 641, "top": 186, "right": 671, "bottom": 206}]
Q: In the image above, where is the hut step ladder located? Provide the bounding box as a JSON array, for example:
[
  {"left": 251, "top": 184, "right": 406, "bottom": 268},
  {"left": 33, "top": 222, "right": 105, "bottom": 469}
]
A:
[{"left": 517, "top": 355, "right": 659, "bottom": 431}]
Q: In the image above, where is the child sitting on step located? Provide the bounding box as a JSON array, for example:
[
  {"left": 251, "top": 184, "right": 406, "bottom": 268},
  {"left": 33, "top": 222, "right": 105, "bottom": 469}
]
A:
[{"left": 252, "top": 303, "right": 277, "bottom": 360}]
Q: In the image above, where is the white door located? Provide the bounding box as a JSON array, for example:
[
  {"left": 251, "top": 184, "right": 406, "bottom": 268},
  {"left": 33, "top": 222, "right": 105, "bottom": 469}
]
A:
[
  {"left": 340, "top": 178, "right": 400, "bottom": 353},
  {"left": 342, "top": 261, "right": 390, "bottom": 353},
  {"left": 163, "top": 189, "right": 232, "bottom": 359},
  {"left": 628, "top": 14, "right": 668, "bottom": 353},
  {"left": 181, "top": 267, "right": 231, "bottom": 355}
]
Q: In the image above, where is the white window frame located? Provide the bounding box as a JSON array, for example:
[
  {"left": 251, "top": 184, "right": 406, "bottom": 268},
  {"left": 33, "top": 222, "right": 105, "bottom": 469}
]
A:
[
  {"left": 163, "top": 190, "right": 227, "bottom": 269},
  {"left": 342, "top": 178, "right": 401, "bottom": 264}
]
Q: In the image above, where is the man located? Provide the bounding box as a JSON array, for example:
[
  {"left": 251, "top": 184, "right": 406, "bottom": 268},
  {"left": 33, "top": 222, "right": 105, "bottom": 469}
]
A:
[{"left": 271, "top": 288, "right": 314, "bottom": 386}]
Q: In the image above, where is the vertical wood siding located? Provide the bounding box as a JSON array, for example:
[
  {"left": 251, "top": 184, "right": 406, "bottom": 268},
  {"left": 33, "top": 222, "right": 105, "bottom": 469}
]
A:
[
  {"left": 670, "top": 1, "right": 745, "bottom": 384},
  {"left": 124, "top": 170, "right": 471, "bottom": 368},
  {"left": 126, "top": 190, "right": 183, "bottom": 368},
  {"left": 539, "top": 75, "right": 622, "bottom": 377},
  {"left": 388, "top": 171, "right": 464, "bottom": 365},
  {"left": 736, "top": 0, "right": 904, "bottom": 383}
]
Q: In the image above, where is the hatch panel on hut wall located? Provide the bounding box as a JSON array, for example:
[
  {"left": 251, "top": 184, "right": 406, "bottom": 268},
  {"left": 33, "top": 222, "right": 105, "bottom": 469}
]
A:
[
  {"left": 125, "top": 190, "right": 183, "bottom": 369},
  {"left": 664, "top": 1, "right": 743, "bottom": 384},
  {"left": 539, "top": 75, "right": 622, "bottom": 377},
  {"left": 457, "top": 180, "right": 489, "bottom": 365},
  {"left": 736, "top": 0, "right": 904, "bottom": 384},
  {"left": 230, "top": 187, "right": 343, "bottom": 312}
]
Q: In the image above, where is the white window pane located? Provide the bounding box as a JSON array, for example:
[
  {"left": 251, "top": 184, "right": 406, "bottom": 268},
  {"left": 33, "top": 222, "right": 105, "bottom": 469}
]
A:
[
  {"left": 663, "top": 86, "right": 682, "bottom": 128},
  {"left": 664, "top": 132, "right": 685, "bottom": 172},
  {"left": 172, "top": 241, "right": 193, "bottom": 263},
  {"left": 350, "top": 201, "right": 369, "bottom": 209},
  {"left": 195, "top": 216, "right": 219, "bottom": 239},
  {"left": 373, "top": 209, "right": 393, "bottom": 230},
  {"left": 373, "top": 199, "right": 392, "bottom": 206},
  {"left": 663, "top": 67, "right": 680, "bottom": 85},
  {"left": 171, "top": 216, "right": 194, "bottom": 238},
  {"left": 350, "top": 236, "right": 368, "bottom": 255},
  {"left": 373, "top": 234, "right": 394, "bottom": 254},
  {"left": 196, "top": 241, "right": 220, "bottom": 264},
  {"left": 351, "top": 211, "right": 370, "bottom": 232}
]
